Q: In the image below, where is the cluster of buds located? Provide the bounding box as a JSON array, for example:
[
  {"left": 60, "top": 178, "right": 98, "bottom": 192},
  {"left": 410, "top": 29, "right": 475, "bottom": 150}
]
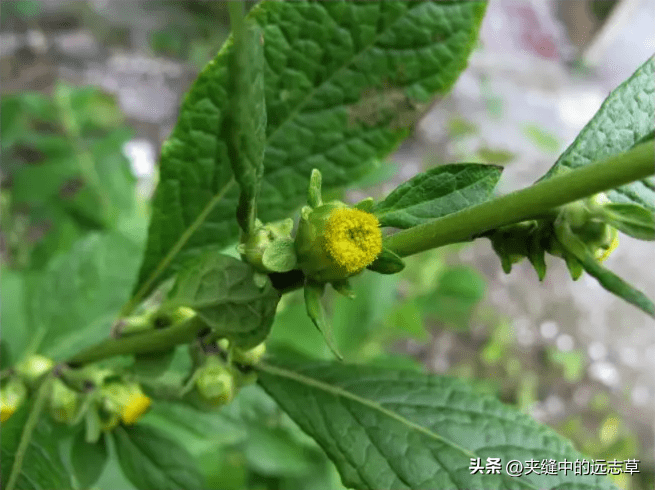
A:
[
  {"left": 489, "top": 193, "right": 626, "bottom": 282},
  {"left": 1, "top": 354, "right": 54, "bottom": 422},
  {"left": 12, "top": 361, "right": 153, "bottom": 442},
  {"left": 191, "top": 339, "right": 266, "bottom": 408}
]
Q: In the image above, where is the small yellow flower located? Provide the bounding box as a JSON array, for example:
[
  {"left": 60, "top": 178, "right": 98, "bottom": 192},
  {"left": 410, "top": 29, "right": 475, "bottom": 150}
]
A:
[
  {"left": 322, "top": 208, "right": 382, "bottom": 274},
  {"left": 595, "top": 230, "right": 619, "bottom": 262},
  {"left": 121, "top": 392, "right": 152, "bottom": 425},
  {"left": 1, "top": 378, "right": 27, "bottom": 422},
  {"left": 101, "top": 382, "right": 151, "bottom": 427}
]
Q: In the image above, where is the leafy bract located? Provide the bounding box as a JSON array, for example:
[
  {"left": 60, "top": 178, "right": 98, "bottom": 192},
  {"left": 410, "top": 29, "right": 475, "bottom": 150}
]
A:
[
  {"left": 1, "top": 405, "right": 70, "bottom": 490},
  {"left": 164, "top": 253, "right": 280, "bottom": 348},
  {"left": 28, "top": 232, "right": 142, "bottom": 360},
  {"left": 257, "top": 357, "right": 620, "bottom": 490},
  {"left": 373, "top": 164, "right": 503, "bottom": 229},
  {"left": 555, "top": 222, "right": 655, "bottom": 317},
  {"left": 112, "top": 425, "right": 203, "bottom": 490},
  {"left": 133, "top": 0, "right": 488, "bottom": 308},
  {"left": 539, "top": 56, "right": 655, "bottom": 212},
  {"left": 70, "top": 430, "right": 108, "bottom": 489}
]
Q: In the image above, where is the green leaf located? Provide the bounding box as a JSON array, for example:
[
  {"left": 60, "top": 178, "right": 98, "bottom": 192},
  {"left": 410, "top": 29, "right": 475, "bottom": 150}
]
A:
[
  {"left": 387, "top": 299, "right": 428, "bottom": 341},
  {"left": 133, "top": 0, "right": 488, "bottom": 307},
  {"left": 0, "top": 270, "right": 29, "bottom": 367},
  {"left": 1, "top": 401, "right": 70, "bottom": 490},
  {"left": 373, "top": 164, "right": 503, "bottom": 229},
  {"left": 164, "top": 253, "right": 280, "bottom": 349},
  {"left": 601, "top": 203, "right": 655, "bottom": 240},
  {"left": 28, "top": 232, "right": 143, "bottom": 360},
  {"left": 419, "top": 265, "right": 486, "bottom": 329},
  {"left": 539, "top": 56, "right": 655, "bottom": 212},
  {"left": 304, "top": 281, "right": 343, "bottom": 360},
  {"left": 140, "top": 400, "right": 247, "bottom": 455},
  {"left": 227, "top": 6, "right": 266, "bottom": 234},
  {"left": 112, "top": 424, "right": 204, "bottom": 490},
  {"left": 331, "top": 273, "right": 401, "bottom": 358},
  {"left": 70, "top": 430, "right": 108, "bottom": 489},
  {"left": 257, "top": 357, "right": 621, "bottom": 490},
  {"left": 367, "top": 247, "right": 405, "bottom": 274}
]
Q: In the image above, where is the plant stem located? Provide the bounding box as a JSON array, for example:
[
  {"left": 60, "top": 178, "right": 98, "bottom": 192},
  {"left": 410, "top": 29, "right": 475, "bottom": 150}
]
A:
[
  {"left": 66, "top": 316, "right": 206, "bottom": 366},
  {"left": 6, "top": 376, "right": 52, "bottom": 490},
  {"left": 384, "top": 141, "right": 654, "bottom": 258},
  {"left": 66, "top": 143, "right": 653, "bottom": 367}
]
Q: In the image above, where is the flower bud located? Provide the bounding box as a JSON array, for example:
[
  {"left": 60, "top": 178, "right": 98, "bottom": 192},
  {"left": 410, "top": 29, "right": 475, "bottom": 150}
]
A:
[
  {"left": 1, "top": 378, "right": 27, "bottom": 422},
  {"left": 16, "top": 354, "right": 54, "bottom": 382},
  {"left": 195, "top": 356, "right": 235, "bottom": 406},
  {"left": 295, "top": 202, "right": 382, "bottom": 282},
  {"left": 238, "top": 219, "right": 296, "bottom": 273},
  {"left": 233, "top": 342, "right": 266, "bottom": 365},
  {"left": 101, "top": 382, "right": 151, "bottom": 426},
  {"left": 49, "top": 378, "right": 79, "bottom": 424}
]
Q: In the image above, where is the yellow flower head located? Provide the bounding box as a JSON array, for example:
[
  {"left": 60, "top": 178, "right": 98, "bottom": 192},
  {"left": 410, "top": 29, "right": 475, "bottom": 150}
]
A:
[
  {"left": 322, "top": 208, "right": 382, "bottom": 274},
  {"left": 121, "top": 392, "right": 152, "bottom": 425}
]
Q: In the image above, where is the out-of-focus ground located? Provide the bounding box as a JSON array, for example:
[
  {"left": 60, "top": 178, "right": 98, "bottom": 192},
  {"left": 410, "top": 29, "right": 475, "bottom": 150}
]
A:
[{"left": 1, "top": 0, "right": 653, "bottom": 478}]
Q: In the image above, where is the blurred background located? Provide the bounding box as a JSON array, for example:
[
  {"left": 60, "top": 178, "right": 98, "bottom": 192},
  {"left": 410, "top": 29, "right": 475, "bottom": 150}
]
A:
[{"left": 1, "top": 1, "right": 654, "bottom": 489}]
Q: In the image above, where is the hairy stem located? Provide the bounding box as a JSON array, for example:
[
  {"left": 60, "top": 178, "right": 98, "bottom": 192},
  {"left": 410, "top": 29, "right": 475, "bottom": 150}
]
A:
[
  {"left": 66, "top": 143, "right": 653, "bottom": 366},
  {"left": 67, "top": 316, "right": 206, "bottom": 366},
  {"left": 384, "top": 141, "right": 654, "bottom": 257}
]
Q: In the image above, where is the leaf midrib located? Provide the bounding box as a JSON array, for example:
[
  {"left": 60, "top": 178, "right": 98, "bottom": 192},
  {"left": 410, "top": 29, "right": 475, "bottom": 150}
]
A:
[{"left": 256, "top": 361, "right": 540, "bottom": 490}]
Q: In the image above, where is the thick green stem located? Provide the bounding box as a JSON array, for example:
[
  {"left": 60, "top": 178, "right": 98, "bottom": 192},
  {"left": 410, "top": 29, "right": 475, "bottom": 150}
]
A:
[
  {"left": 66, "top": 143, "right": 653, "bottom": 367},
  {"left": 66, "top": 316, "right": 206, "bottom": 366},
  {"left": 384, "top": 141, "right": 654, "bottom": 258}
]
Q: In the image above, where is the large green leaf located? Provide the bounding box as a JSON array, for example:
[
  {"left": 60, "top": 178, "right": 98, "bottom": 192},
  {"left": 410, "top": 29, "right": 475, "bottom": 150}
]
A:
[
  {"left": 227, "top": 7, "right": 267, "bottom": 234},
  {"left": 373, "top": 163, "right": 503, "bottom": 228},
  {"left": 1, "top": 405, "right": 70, "bottom": 490},
  {"left": 132, "top": 0, "right": 488, "bottom": 307},
  {"left": 539, "top": 56, "right": 655, "bottom": 212},
  {"left": 112, "top": 424, "right": 203, "bottom": 490},
  {"left": 164, "top": 253, "right": 280, "bottom": 348},
  {"left": 257, "top": 357, "right": 620, "bottom": 490},
  {"left": 28, "top": 232, "right": 143, "bottom": 360}
]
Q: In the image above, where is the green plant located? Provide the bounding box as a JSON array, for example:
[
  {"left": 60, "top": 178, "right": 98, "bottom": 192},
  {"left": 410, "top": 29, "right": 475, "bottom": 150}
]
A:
[{"left": 2, "top": 2, "right": 653, "bottom": 489}]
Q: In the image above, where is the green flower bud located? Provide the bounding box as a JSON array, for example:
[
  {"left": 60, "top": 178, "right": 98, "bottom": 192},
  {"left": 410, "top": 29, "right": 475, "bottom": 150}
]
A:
[
  {"left": 101, "top": 382, "right": 151, "bottom": 427},
  {"left": 295, "top": 202, "right": 382, "bottom": 282},
  {"left": 16, "top": 354, "right": 54, "bottom": 382},
  {"left": 49, "top": 378, "right": 80, "bottom": 424},
  {"left": 195, "top": 357, "right": 235, "bottom": 406},
  {"left": 1, "top": 377, "right": 27, "bottom": 422},
  {"left": 233, "top": 342, "right": 266, "bottom": 365},
  {"left": 238, "top": 219, "right": 296, "bottom": 273}
]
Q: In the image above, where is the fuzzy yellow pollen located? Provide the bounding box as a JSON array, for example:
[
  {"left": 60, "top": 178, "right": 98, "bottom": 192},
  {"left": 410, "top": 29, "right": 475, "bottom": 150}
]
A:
[
  {"left": 322, "top": 208, "right": 382, "bottom": 273},
  {"left": 120, "top": 393, "right": 151, "bottom": 425}
]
